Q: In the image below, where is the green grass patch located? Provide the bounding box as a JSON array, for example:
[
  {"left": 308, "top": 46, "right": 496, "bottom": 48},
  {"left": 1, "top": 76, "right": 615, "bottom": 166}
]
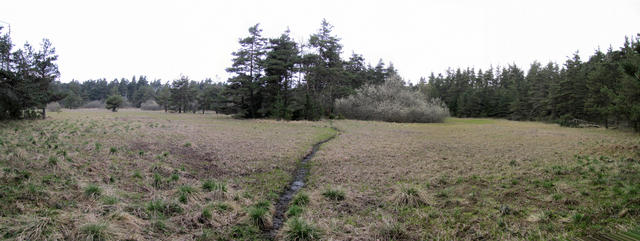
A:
[
  {"left": 322, "top": 188, "right": 345, "bottom": 201},
  {"left": 284, "top": 218, "right": 322, "bottom": 241},
  {"left": 84, "top": 184, "right": 102, "bottom": 198}
]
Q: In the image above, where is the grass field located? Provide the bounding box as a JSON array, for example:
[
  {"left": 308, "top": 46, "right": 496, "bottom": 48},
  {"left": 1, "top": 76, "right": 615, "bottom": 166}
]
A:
[
  {"left": 304, "top": 119, "right": 640, "bottom": 240},
  {"left": 0, "top": 110, "right": 638, "bottom": 240}
]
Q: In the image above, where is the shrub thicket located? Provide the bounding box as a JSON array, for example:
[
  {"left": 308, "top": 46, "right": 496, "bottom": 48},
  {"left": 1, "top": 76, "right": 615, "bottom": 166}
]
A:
[
  {"left": 335, "top": 75, "right": 449, "bottom": 123},
  {"left": 140, "top": 100, "right": 162, "bottom": 111},
  {"left": 46, "top": 102, "right": 62, "bottom": 112},
  {"left": 82, "top": 100, "right": 105, "bottom": 109}
]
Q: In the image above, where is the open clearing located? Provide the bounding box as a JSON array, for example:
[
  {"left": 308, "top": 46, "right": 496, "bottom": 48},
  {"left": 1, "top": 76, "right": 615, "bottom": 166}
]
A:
[
  {"left": 1, "top": 110, "right": 639, "bottom": 240},
  {"left": 306, "top": 119, "right": 640, "bottom": 240}
]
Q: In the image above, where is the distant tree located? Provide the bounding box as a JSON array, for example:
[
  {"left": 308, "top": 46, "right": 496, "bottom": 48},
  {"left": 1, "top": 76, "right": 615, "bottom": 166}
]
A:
[
  {"left": 105, "top": 95, "right": 124, "bottom": 112},
  {"left": 528, "top": 62, "right": 558, "bottom": 120},
  {"left": 622, "top": 34, "right": 640, "bottom": 83},
  {"left": 344, "top": 53, "right": 368, "bottom": 89},
  {"left": 155, "top": 85, "right": 171, "bottom": 112},
  {"left": 262, "top": 29, "right": 300, "bottom": 119},
  {"left": 226, "top": 23, "right": 267, "bottom": 118},
  {"left": 584, "top": 49, "right": 621, "bottom": 128},
  {"left": 31, "top": 39, "right": 63, "bottom": 118},
  {"left": 506, "top": 65, "right": 529, "bottom": 120},
  {"left": 169, "top": 76, "right": 194, "bottom": 113},
  {"left": 551, "top": 52, "right": 587, "bottom": 119},
  {"left": 60, "top": 90, "right": 84, "bottom": 108},
  {"left": 306, "top": 19, "right": 345, "bottom": 116},
  {"left": 616, "top": 35, "right": 640, "bottom": 131},
  {"left": 133, "top": 85, "right": 155, "bottom": 107},
  {"left": 196, "top": 82, "right": 219, "bottom": 114},
  {"left": 0, "top": 26, "right": 62, "bottom": 119}
]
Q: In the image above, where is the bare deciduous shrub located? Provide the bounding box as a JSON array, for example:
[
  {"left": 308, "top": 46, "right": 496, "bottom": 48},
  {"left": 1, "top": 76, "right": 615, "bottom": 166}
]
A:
[
  {"left": 120, "top": 100, "right": 133, "bottom": 108},
  {"left": 82, "top": 100, "right": 105, "bottom": 109},
  {"left": 140, "top": 100, "right": 162, "bottom": 111},
  {"left": 335, "top": 74, "right": 449, "bottom": 123},
  {"left": 46, "top": 102, "right": 62, "bottom": 112}
]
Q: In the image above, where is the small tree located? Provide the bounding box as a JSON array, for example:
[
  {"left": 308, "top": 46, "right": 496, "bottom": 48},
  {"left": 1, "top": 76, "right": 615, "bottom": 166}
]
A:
[
  {"left": 155, "top": 85, "right": 171, "bottom": 112},
  {"left": 105, "top": 95, "right": 123, "bottom": 112}
]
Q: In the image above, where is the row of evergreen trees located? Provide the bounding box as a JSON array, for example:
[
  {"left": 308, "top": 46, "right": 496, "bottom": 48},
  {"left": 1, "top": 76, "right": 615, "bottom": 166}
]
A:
[
  {"left": 56, "top": 75, "right": 227, "bottom": 114},
  {"left": 55, "top": 20, "right": 399, "bottom": 120},
  {"left": 58, "top": 75, "right": 163, "bottom": 109},
  {"left": 419, "top": 35, "right": 640, "bottom": 131},
  {"left": 0, "top": 26, "right": 63, "bottom": 119},
  {"left": 6, "top": 20, "right": 639, "bottom": 130},
  {"left": 224, "top": 20, "right": 398, "bottom": 120}
]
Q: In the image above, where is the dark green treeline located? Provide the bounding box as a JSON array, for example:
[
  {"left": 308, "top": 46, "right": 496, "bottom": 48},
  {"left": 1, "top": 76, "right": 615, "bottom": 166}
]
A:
[
  {"left": 53, "top": 20, "right": 399, "bottom": 119},
  {"left": 5, "top": 20, "right": 640, "bottom": 131},
  {"left": 419, "top": 35, "right": 640, "bottom": 131}
]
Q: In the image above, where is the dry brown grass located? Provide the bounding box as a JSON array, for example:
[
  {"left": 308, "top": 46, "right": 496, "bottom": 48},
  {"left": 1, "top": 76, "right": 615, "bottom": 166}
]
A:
[
  {"left": 1, "top": 110, "right": 638, "bottom": 240},
  {"left": 302, "top": 118, "right": 639, "bottom": 240},
  {"left": 0, "top": 109, "right": 333, "bottom": 240}
]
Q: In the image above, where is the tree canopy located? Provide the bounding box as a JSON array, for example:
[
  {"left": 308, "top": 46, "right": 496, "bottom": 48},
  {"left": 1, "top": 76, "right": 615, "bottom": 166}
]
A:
[{"left": 0, "top": 27, "right": 63, "bottom": 119}]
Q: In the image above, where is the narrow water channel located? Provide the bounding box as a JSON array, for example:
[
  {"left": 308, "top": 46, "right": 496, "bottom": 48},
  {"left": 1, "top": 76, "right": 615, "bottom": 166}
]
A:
[{"left": 267, "top": 131, "right": 337, "bottom": 238}]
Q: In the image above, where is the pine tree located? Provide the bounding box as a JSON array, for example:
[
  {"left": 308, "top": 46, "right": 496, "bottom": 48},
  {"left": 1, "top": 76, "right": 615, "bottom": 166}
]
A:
[
  {"left": 0, "top": 26, "right": 61, "bottom": 119},
  {"left": 307, "top": 19, "right": 344, "bottom": 116},
  {"left": 528, "top": 62, "right": 558, "bottom": 120},
  {"left": 344, "top": 53, "right": 367, "bottom": 89},
  {"left": 584, "top": 49, "right": 621, "bottom": 127},
  {"left": 617, "top": 35, "right": 640, "bottom": 131},
  {"left": 226, "top": 23, "right": 267, "bottom": 118},
  {"left": 262, "top": 29, "right": 299, "bottom": 119},
  {"left": 155, "top": 85, "right": 171, "bottom": 112},
  {"left": 105, "top": 95, "right": 123, "bottom": 112},
  {"left": 170, "top": 76, "right": 193, "bottom": 113}
]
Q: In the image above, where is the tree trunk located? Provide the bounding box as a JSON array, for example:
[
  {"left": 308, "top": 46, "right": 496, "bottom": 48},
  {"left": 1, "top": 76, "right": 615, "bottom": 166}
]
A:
[{"left": 42, "top": 107, "right": 46, "bottom": 119}]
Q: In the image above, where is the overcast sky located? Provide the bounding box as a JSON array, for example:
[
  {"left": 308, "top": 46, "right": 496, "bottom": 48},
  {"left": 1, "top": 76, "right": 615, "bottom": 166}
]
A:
[{"left": 2, "top": 0, "right": 639, "bottom": 83}]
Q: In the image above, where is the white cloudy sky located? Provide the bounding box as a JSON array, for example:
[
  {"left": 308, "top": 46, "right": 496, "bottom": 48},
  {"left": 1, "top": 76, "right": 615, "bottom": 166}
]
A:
[{"left": 2, "top": 0, "right": 639, "bottom": 83}]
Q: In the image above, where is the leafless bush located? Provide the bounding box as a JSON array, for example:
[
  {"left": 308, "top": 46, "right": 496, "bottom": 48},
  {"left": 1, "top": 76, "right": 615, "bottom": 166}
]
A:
[
  {"left": 121, "top": 100, "right": 133, "bottom": 108},
  {"left": 140, "top": 100, "right": 162, "bottom": 111},
  {"left": 335, "top": 75, "right": 449, "bottom": 123},
  {"left": 46, "top": 102, "right": 62, "bottom": 112},
  {"left": 82, "top": 100, "right": 105, "bottom": 109}
]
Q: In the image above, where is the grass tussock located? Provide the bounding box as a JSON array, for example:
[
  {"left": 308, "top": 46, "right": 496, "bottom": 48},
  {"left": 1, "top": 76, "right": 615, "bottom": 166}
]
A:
[
  {"left": 84, "top": 184, "right": 102, "bottom": 198},
  {"left": 391, "top": 185, "right": 428, "bottom": 207},
  {"left": 291, "top": 192, "right": 310, "bottom": 206},
  {"left": 322, "top": 188, "right": 345, "bottom": 201},
  {"left": 247, "top": 203, "right": 272, "bottom": 229},
  {"left": 80, "top": 223, "right": 110, "bottom": 241},
  {"left": 202, "top": 179, "right": 227, "bottom": 199},
  {"left": 376, "top": 220, "right": 412, "bottom": 241},
  {"left": 286, "top": 205, "right": 304, "bottom": 218},
  {"left": 146, "top": 199, "right": 183, "bottom": 217},
  {"left": 283, "top": 218, "right": 322, "bottom": 241}
]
